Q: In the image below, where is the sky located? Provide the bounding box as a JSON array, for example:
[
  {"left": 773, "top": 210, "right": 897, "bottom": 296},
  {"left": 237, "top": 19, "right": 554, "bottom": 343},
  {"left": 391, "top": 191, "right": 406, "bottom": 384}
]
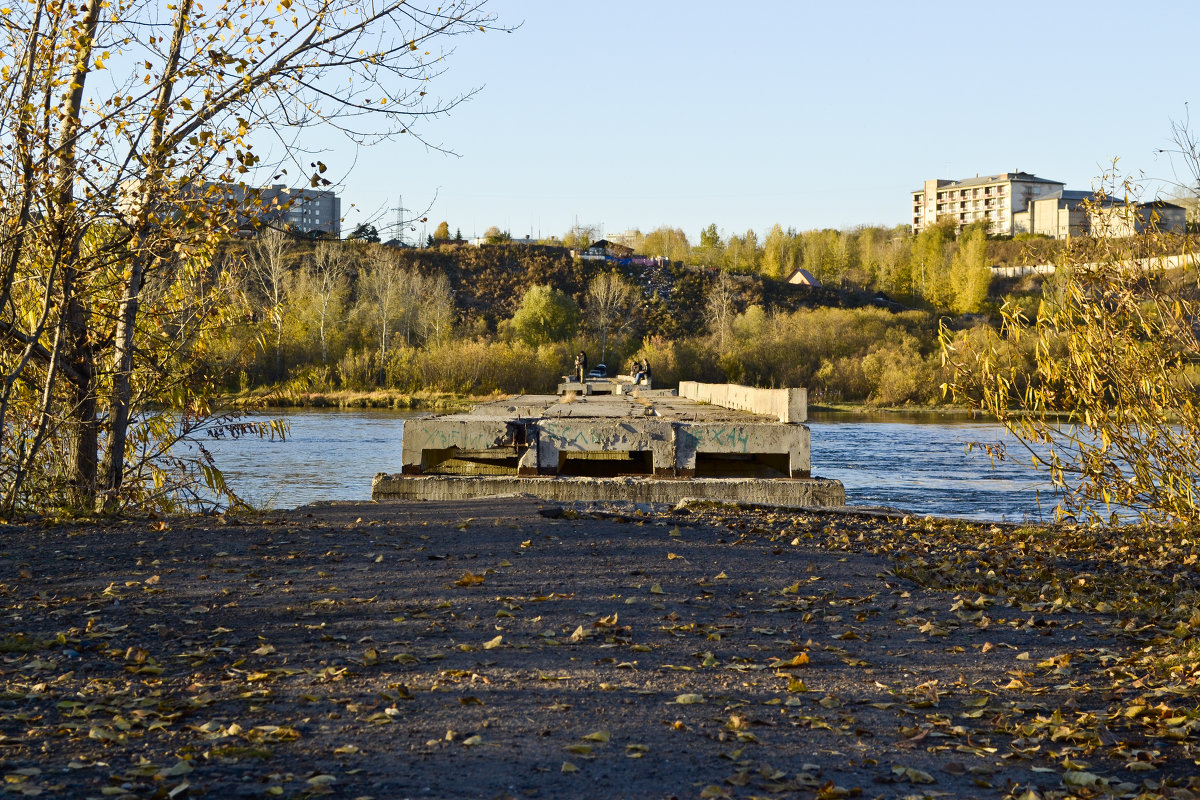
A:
[{"left": 315, "top": 0, "right": 1200, "bottom": 244}]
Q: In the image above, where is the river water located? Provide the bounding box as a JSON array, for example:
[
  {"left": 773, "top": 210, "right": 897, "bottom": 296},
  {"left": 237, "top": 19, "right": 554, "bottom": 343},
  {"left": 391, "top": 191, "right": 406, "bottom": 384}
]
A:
[{"left": 190, "top": 408, "right": 1058, "bottom": 522}]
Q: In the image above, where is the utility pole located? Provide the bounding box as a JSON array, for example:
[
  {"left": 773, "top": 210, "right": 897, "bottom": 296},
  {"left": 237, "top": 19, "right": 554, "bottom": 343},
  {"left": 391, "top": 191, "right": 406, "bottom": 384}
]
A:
[{"left": 389, "top": 195, "right": 408, "bottom": 246}]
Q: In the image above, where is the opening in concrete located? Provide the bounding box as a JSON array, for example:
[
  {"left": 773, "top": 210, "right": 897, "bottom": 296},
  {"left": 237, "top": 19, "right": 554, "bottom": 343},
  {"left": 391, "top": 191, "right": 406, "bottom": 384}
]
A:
[
  {"left": 557, "top": 450, "right": 654, "bottom": 477},
  {"left": 422, "top": 447, "right": 521, "bottom": 476},
  {"left": 694, "top": 452, "right": 790, "bottom": 478}
]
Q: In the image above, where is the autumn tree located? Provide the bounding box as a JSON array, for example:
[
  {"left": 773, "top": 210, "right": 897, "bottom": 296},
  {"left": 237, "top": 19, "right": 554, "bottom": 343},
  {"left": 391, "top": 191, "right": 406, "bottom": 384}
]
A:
[
  {"left": 639, "top": 226, "right": 691, "bottom": 263},
  {"left": 432, "top": 221, "right": 451, "bottom": 241},
  {"left": 585, "top": 272, "right": 639, "bottom": 364},
  {"left": 295, "top": 241, "right": 351, "bottom": 366},
  {"left": 247, "top": 228, "right": 295, "bottom": 379},
  {"left": 705, "top": 271, "right": 738, "bottom": 352},
  {"left": 416, "top": 271, "right": 456, "bottom": 344},
  {"left": 509, "top": 285, "right": 580, "bottom": 346},
  {"left": 0, "top": 0, "right": 502, "bottom": 510},
  {"left": 948, "top": 224, "right": 992, "bottom": 314},
  {"left": 943, "top": 169, "right": 1200, "bottom": 522}
]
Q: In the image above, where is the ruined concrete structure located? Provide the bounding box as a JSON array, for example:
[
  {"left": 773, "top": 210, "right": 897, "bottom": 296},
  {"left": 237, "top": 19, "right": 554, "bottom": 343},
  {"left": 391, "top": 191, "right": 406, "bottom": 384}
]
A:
[{"left": 372, "top": 383, "right": 844, "bottom": 507}]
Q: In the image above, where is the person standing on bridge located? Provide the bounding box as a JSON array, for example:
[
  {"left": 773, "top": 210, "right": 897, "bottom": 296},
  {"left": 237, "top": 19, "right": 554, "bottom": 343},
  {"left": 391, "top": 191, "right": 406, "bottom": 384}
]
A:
[{"left": 575, "top": 351, "right": 588, "bottom": 384}]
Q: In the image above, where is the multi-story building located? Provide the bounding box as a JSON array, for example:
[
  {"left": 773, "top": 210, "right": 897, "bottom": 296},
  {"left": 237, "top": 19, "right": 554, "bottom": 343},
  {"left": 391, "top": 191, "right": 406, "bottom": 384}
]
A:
[
  {"left": 120, "top": 179, "right": 342, "bottom": 237},
  {"left": 1010, "top": 190, "right": 1187, "bottom": 239},
  {"left": 221, "top": 183, "right": 342, "bottom": 237},
  {"left": 911, "top": 172, "right": 1065, "bottom": 235}
]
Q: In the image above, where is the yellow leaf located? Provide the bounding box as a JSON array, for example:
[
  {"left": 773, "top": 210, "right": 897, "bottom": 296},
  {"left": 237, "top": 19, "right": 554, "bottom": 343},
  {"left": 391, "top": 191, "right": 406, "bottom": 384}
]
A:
[
  {"left": 561, "top": 761, "right": 578, "bottom": 773},
  {"left": 674, "top": 693, "right": 704, "bottom": 704},
  {"left": 563, "top": 744, "right": 592, "bottom": 755},
  {"left": 582, "top": 730, "right": 610, "bottom": 743},
  {"left": 482, "top": 635, "right": 503, "bottom": 650},
  {"left": 650, "top": 583, "right": 664, "bottom": 594},
  {"left": 461, "top": 735, "right": 482, "bottom": 746}
]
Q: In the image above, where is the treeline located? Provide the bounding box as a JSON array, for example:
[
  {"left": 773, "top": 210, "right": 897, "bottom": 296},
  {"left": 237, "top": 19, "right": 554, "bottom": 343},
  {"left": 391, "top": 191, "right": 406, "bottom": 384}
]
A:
[
  {"left": 213, "top": 231, "right": 964, "bottom": 405},
  {"left": 622, "top": 221, "right": 1000, "bottom": 314}
]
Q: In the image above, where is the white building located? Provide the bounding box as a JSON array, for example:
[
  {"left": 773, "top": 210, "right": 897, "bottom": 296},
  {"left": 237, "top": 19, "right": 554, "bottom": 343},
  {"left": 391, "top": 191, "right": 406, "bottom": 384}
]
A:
[{"left": 911, "top": 172, "right": 1065, "bottom": 236}]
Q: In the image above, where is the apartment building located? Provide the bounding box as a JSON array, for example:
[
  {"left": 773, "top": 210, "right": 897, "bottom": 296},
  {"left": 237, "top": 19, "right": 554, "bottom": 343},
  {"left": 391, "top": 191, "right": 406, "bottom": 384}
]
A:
[
  {"left": 911, "top": 172, "right": 1065, "bottom": 235},
  {"left": 119, "top": 180, "right": 342, "bottom": 237},
  {"left": 225, "top": 183, "right": 342, "bottom": 237}
]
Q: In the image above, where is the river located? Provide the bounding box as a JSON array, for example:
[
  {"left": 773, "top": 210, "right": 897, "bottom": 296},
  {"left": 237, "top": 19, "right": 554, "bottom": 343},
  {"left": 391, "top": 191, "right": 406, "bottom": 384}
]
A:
[{"left": 190, "top": 408, "right": 1058, "bottom": 523}]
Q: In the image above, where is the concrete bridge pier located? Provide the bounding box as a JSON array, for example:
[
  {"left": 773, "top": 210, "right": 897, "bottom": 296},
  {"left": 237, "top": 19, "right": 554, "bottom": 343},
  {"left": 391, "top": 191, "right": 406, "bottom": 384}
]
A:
[{"left": 381, "top": 384, "right": 843, "bottom": 507}]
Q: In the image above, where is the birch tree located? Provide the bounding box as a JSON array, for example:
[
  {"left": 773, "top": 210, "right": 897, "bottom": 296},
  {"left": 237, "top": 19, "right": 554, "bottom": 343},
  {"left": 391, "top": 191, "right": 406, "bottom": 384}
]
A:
[
  {"left": 0, "top": 0, "right": 502, "bottom": 511},
  {"left": 585, "top": 272, "right": 638, "bottom": 364}
]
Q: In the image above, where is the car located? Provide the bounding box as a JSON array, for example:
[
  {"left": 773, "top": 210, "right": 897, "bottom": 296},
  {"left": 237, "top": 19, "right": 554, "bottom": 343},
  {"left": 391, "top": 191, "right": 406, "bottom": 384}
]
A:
[{"left": 586, "top": 364, "right": 607, "bottom": 379}]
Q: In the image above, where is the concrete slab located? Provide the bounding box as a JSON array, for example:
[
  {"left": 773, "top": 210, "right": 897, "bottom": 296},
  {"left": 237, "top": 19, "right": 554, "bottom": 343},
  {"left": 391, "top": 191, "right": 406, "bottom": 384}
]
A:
[
  {"left": 372, "top": 474, "right": 845, "bottom": 507},
  {"left": 382, "top": 384, "right": 840, "bottom": 506}
]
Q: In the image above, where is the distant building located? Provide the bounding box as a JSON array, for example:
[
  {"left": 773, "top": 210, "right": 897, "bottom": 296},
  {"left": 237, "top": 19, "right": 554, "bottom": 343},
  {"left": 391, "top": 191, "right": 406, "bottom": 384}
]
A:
[
  {"left": 1087, "top": 199, "right": 1187, "bottom": 239},
  {"left": 229, "top": 183, "right": 341, "bottom": 237},
  {"left": 120, "top": 180, "right": 342, "bottom": 237},
  {"left": 911, "top": 172, "right": 1065, "bottom": 236},
  {"left": 577, "top": 239, "right": 635, "bottom": 260},
  {"left": 603, "top": 229, "right": 642, "bottom": 249},
  {"left": 1010, "top": 189, "right": 1094, "bottom": 239},
  {"left": 1012, "top": 192, "right": 1187, "bottom": 239}
]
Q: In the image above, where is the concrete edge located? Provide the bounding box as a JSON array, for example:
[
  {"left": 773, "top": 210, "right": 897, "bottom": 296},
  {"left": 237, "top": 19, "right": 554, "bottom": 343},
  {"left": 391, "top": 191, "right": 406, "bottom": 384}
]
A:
[{"left": 372, "top": 473, "right": 844, "bottom": 507}]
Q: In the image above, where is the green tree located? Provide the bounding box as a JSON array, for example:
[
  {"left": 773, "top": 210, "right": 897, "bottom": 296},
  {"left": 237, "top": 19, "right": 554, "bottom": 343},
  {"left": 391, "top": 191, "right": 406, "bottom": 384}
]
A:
[
  {"left": 348, "top": 224, "right": 382, "bottom": 244},
  {"left": 509, "top": 285, "right": 580, "bottom": 346},
  {"left": 949, "top": 224, "right": 991, "bottom": 314},
  {"left": 911, "top": 221, "right": 954, "bottom": 307},
  {"left": 697, "top": 224, "right": 723, "bottom": 266},
  {"left": 724, "top": 229, "right": 761, "bottom": 273}
]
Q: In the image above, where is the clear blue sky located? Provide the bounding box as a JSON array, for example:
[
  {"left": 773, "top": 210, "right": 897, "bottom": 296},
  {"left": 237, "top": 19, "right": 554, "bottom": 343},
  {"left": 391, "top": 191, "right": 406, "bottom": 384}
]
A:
[{"left": 328, "top": 0, "right": 1200, "bottom": 244}]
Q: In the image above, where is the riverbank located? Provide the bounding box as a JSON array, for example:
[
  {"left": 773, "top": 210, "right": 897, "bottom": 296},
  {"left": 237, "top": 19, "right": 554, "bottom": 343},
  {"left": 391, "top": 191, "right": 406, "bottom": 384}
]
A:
[
  {"left": 227, "top": 388, "right": 501, "bottom": 412},
  {"left": 1, "top": 499, "right": 1197, "bottom": 798},
  {"left": 226, "top": 388, "right": 987, "bottom": 418}
]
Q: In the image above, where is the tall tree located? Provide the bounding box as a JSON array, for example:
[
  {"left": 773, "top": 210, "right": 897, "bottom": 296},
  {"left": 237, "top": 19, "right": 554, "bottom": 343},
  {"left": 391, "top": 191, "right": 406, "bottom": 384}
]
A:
[
  {"left": 585, "top": 272, "right": 639, "bottom": 364},
  {"left": 509, "top": 285, "right": 580, "bottom": 346},
  {"left": 705, "top": 271, "right": 737, "bottom": 353},
  {"left": 0, "top": 0, "right": 503, "bottom": 510},
  {"left": 247, "top": 228, "right": 295, "bottom": 379},
  {"left": 639, "top": 227, "right": 691, "bottom": 262},
  {"left": 299, "top": 241, "right": 351, "bottom": 366},
  {"left": 949, "top": 224, "right": 991, "bottom": 314}
]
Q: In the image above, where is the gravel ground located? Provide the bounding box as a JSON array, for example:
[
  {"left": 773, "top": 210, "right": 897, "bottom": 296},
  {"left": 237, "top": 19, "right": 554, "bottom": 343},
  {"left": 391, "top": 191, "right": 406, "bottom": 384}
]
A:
[{"left": 0, "top": 498, "right": 1196, "bottom": 799}]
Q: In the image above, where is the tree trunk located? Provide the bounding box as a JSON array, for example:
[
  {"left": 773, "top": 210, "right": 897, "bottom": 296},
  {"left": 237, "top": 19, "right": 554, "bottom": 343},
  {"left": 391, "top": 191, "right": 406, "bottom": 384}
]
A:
[
  {"left": 53, "top": 0, "right": 103, "bottom": 508},
  {"left": 100, "top": 0, "right": 192, "bottom": 502},
  {"left": 63, "top": 276, "right": 98, "bottom": 507}
]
